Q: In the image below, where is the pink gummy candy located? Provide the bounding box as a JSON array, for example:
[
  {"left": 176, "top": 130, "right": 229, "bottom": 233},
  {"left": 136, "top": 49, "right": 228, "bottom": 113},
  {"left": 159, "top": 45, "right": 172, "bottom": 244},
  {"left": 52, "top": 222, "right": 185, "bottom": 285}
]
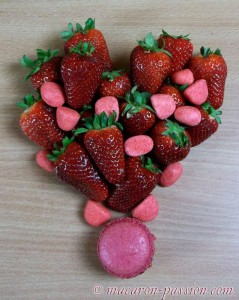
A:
[{"left": 132, "top": 195, "right": 159, "bottom": 222}]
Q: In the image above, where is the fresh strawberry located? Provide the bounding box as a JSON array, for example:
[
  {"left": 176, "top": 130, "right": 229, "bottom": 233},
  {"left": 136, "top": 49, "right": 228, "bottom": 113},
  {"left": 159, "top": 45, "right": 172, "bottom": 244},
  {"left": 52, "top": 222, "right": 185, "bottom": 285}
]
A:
[
  {"left": 61, "top": 42, "right": 104, "bottom": 109},
  {"left": 187, "top": 47, "right": 227, "bottom": 109},
  {"left": 186, "top": 102, "right": 222, "bottom": 147},
  {"left": 48, "top": 137, "right": 109, "bottom": 201},
  {"left": 150, "top": 119, "right": 190, "bottom": 165},
  {"left": 158, "top": 30, "right": 193, "bottom": 74},
  {"left": 106, "top": 156, "right": 160, "bottom": 212},
  {"left": 19, "top": 48, "right": 62, "bottom": 90},
  {"left": 119, "top": 86, "right": 156, "bottom": 136},
  {"left": 18, "top": 94, "right": 65, "bottom": 150},
  {"left": 74, "top": 112, "right": 125, "bottom": 184},
  {"left": 159, "top": 83, "right": 186, "bottom": 107},
  {"left": 130, "top": 33, "right": 172, "bottom": 94},
  {"left": 99, "top": 70, "right": 132, "bottom": 97},
  {"left": 61, "top": 18, "right": 112, "bottom": 71}
]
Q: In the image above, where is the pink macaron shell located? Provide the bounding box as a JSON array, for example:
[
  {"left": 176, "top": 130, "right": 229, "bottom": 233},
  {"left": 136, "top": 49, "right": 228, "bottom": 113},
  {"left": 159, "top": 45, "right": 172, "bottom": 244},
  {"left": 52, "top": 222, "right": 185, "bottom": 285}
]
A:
[
  {"left": 158, "top": 162, "right": 183, "bottom": 187},
  {"left": 56, "top": 106, "right": 80, "bottom": 131},
  {"left": 151, "top": 94, "right": 176, "bottom": 120},
  {"left": 170, "top": 69, "right": 194, "bottom": 85},
  {"left": 183, "top": 79, "right": 208, "bottom": 105},
  {"left": 124, "top": 135, "right": 154, "bottom": 157},
  {"left": 95, "top": 96, "right": 119, "bottom": 120},
  {"left": 84, "top": 200, "right": 111, "bottom": 227},
  {"left": 36, "top": 149, "right": 54, "bottom": 172},
  {"left": 40, "top": 82, "right": 65, "bottom": 107},
  {"left": 174, "top": 106, "right": 201, "bottom": 126},
  {"left": 132, "top": 195, "right": 159, "bottom": 222},
  {"left": 97, "top": 217, "right": 155, "bottom": 278}
]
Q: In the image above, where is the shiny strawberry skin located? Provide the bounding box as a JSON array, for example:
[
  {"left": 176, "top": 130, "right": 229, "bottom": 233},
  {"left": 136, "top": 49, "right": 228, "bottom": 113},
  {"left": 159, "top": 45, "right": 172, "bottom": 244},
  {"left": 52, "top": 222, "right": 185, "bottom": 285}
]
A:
[
  {"left": 187, "top": 52, "right": 227, "bottom": 109},
  {"left": 99, "top": 73, "right": 132, "bottom": 97},
  {"left": 55, "top": 142, "right": 109, "bottom": 201},
  {"left": 130, "top": 45, "right": 172, "bottom": 94},
  {"left": 119, "top": 103, "right": 156, "bottom": 136},
  {"left": 61, "top": 53, "right": 104, "bottom": 109},
  {"left": 19, "top": 101, "right": 65, "bottom": 150},
  {"left": 159, "top": 84, "right": 186, "bottom": 107},
  {"left": 31, "top": 57, "right": 62, "bottom": 90},
  {"left": 106, "top": 157, "right": 157, "bottom": 212},
  {"left": 158, "top": 35, "right": 193, "bottom": 73},
  {"left": 84, "top": 126, "right": 125, "bottom": 184},
  {"left": 151, "top": 121, "right": 190, "bottom": 165}
]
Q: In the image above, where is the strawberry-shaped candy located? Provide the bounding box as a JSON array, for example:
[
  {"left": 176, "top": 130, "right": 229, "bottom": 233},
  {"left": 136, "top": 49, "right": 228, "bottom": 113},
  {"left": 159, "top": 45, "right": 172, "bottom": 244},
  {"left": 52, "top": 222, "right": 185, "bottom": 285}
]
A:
[
  {"left": 159, "top": 83, "right": 186, "bottom": 107},
  {"left": 187, "top": 47, "right": 227, "bottom": 109},
  {"left": 19, "top": 48, "right": 62, "bottom": 90},
  {"left": 186, "top": 102, "right": 222, "bottom": 147},
  {"left": 130, "top": 33, "right": 172, "bottom": 94},
  {"left": 74, "top": 112, "right": 125, "bottom": 184},
  {"left": 119, "top": 86, "right": 155, "bottom": 136},
  {"left": 61, "top": 18, "right": 112, "bottom": 71},
  {"left": 48, "top": 137, "right": 109, "bottom": 202},
  {"left": 151, "top": 119, "right": 190, "bottom": 165},
  {"left": 61, "top": 42, "right": 104, "bottom": 109},
  {"left": 106, "top": 156, "right": 160, "bottom": 212},
  {"left": 18, "top": 94, "right": 65, "bottom": 150},
  {"left": 99, "top": 70, "right": 132, "bottom": 97},
  {"left": 158, "top": 30, "right": 193, "bottom": 74}
]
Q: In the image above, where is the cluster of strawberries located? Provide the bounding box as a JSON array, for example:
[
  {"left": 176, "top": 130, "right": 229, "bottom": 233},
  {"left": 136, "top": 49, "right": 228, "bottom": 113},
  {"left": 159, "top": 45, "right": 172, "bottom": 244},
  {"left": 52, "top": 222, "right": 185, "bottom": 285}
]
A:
[{"left": 18, "top": 18, "right": 227, "bottom": 225}]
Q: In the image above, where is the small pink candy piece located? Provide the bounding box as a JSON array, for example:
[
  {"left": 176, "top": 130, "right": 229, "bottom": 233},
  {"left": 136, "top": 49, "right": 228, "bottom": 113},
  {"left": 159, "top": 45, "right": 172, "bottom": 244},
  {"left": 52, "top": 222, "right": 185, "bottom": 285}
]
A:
[
  {"left": 95, "top": 96, "right": 119, "bottom": 120},
  {"left": 84, "top": 200, "right": 111, "bottom": 227},
  {"left": 150, "top": 94, "right": 176, "bottom": 120},
  {"left": 56, "top": 106, "right": 80, "bottom": 131},
  {"left": 124, "top": 135, "right": 154, "bottom": 156},
  {"left": 158, "top": 162, "right": 183, "bottom": 187},
  {"left": 132, "top": 195, "right": 159, "bottom": 222},
  {"left": 36, "top": 149, "right": 54, "bottom": 172},
  {"left": 183, "top": 79, "right": 208, "bottom": 105},
  {"left": 170, "top": 69, "right": 194, "bottom": 85},
  {"left": 40, "top": 82, "right": 65, "bottom": 107},
  {"left": 174, "top": 106, "right": 201, "bottom": 126}
]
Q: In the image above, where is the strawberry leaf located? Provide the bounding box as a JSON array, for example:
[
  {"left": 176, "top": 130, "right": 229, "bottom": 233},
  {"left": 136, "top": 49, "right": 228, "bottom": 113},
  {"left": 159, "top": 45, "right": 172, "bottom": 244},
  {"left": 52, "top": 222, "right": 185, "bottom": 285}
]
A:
[
  {"left": 161, "top": 29, "right": 191, "bottom": 40},
  {"left": 162, "top": 119, "right": 189, "bottom": 148},
  {"left": 48, "top": 136, "right": 74, "bottom": 162}
]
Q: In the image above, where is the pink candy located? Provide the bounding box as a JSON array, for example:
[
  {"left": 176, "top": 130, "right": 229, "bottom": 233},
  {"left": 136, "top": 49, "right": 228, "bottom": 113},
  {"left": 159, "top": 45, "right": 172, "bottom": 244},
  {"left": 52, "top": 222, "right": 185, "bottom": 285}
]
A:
[
  {"left": 36, "top": 149, "right": 54, "bottom": 172},
  {"left": 158, "top": 162, "right": 183, "bottom": 187},
  {"left": 124, "top": 135, "right": 154, "bottom": 156},
  {"left": 56, "top": 106, "right": 80, "bottom": 131},
  {"left": 40, "top": 82, "right": 65, "bottom": 107},
  {"left": 174, "top": 106, "right": 201, "bottom": 126},
  {"left": 183, "top": 79, "right": 208, "bottom": 105},
  {"left": 171, "top": 69, "right": 194, "bottom": 85},
  {"left": 132, "top": 194, "right": 159, "bottom": 222},
  {"left": 150, "top": 94, "right": 176, "bottom": 120},
  {"left": 84, "top": 200, "right": 111, "bottom": 227},
  {"left": 95, "top": 96, "right": 119, "bottom": 120}
]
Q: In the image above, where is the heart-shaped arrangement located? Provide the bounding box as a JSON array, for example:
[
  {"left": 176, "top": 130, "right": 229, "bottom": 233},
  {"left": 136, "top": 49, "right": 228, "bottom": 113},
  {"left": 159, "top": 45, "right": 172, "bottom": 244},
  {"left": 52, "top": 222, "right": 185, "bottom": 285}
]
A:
[{"left": 18, "top": 18, "right": 227, "bottom": 279}]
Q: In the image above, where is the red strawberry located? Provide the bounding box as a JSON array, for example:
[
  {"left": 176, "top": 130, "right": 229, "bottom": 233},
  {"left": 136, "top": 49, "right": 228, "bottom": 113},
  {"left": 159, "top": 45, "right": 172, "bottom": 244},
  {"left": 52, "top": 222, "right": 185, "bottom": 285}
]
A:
[
  {"left": 186, "top": 102, "right": 222, "bottom": 147},
  {"left": 18, "top": 94, "right": 65, "bottom": 150},
  {"left": 119, "top": 86, "right": 156, "bottom": 136},
  {"left": 131, "top": 33, "right": 172, "bottom": 94},
  {"left": 61, "top": 42, "right": 104, "bottom": 109},
  {"left": 19, "top": 48, "right": 62, "bottom": 90},
  {"left": 150, "top": 119, "right": 190, "bottom": 165},
  {"left": 187, "top": 47, "right": 227, "bottom": 109},
  {"left": 99, "top": 70, "right": 132, "bottom": 97},
  {"left": 61, "top": 18, "right": 112, "bottom": 71},
  {"left": 74, "top": 112, "right": 125, "bottom": 184},
  {"left": 159, "top": 83, "right": 186, "bottom": 107},
  {"left": 158, "top": 30, "right": 193, "bottom": 74},
  {"left": 48, "top": 137, "right": 109, "bottom": 202},
  {"left": 106, "top": 156, "right": 159, "bottom": 212}
]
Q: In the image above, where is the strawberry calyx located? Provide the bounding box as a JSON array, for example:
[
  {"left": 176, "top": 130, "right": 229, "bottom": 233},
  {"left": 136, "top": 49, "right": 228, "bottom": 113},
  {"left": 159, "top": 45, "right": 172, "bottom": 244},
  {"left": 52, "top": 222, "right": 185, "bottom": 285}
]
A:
[
  {"left": 69, "top": 42, "right": 95, "bottom": 55},
  {"left": 162, "top": 119, "right": 189, "bottom": 147},
  {"left": 61, "top": 18, "right": 95, "bottom": 41},
  {"left": 161, "top": 29, "right": 191, "bottom": 40},
  {"left": 47, "top": 136, "right": 75, "bottom": 162},
  {"left": 200, "top": 46, "right": 222, "bottom": 57},
  {"left": 19, "top": 48, "right": 59, "bottom": 80},
  {"left": 165, "top": 78, "right": 188, "bottom": 92},
  {"left": 141, "top": 156, "right": 162, "bottom": 174},
  {"left": 138, "top": 32, "right": 172, "bottom": 57},
  {"left": 201, "top": 102, "right": 222, "bottom": 124},
  {"left": 101, "top": 70, "right": 124, "bottom": 82},
  {"left": 122, "top": 86, "right": 154, "bottom": 118},
  {"left": 74, "top": 111, "right": 123, "bottom": 135},
  {"left": 17, "top": 92, "right": 40, "bottom": 109}
]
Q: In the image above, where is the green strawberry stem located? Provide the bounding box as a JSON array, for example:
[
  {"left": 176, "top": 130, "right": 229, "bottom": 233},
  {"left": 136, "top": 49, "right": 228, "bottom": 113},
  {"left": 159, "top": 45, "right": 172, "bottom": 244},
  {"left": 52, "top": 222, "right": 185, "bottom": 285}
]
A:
[
  {"left": 101, "top": 70, "right": 124, "bottom": 82},
  {"left": 138, "top": 32, "right": 172, "bottom": 57},
  {"left": 47, "top": 136, "right": 75, "bottom": 162},
  {"left": 17, "top": 93, "right": 40, "bottom": 109},
  {"left": 201, "top": 102, "right": 222, "bottom": 124},
  {"left": 19, "top": 48, "right": 59, "bottom": 80},
  {"left": 69, "top": 42, "right": 95, "bottom": 55},
  {"left": 122, "top": 86, "right": 154, "bottom": 118},
  {"left": 165, "top": 78, "right": 188, "bottom": 92},
  {"left": 141, "top": 156, "right": 162, "bottom": 174},
  {"left": 61, "top": 18, "right": 95, "bottom": 41},
  {"left": 200, "top": 46, "right": 222, "bottom": 57},
  {"left": 162, "top": 119, "right": 189, "bottom": 148},
  {"left": 161, "top": 29, "right": 191, "bottom": 40},
  {"left": 74, "top": 111, "right": 123, "bottom": 135}
]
